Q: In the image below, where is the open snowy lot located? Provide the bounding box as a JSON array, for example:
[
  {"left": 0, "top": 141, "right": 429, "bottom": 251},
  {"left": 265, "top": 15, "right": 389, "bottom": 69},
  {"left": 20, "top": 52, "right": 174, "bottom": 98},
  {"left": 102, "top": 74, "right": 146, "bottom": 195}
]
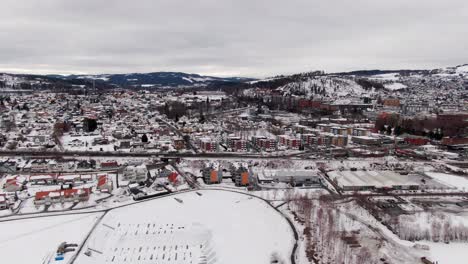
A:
[
  {"left": 75, "top": 190, "right": 294, "bottom": 264},
  {"left": 426, "top": 241, "right": 468, "bottom": 263},
  {"left": 425, "top": 172, "right": 468, "bottom": 191},
  {"left": 0, "top": 213, "right": 102, "bottom": 263},
  {"left": 61, "top": 134, "right": 115, "bottom": 152}
]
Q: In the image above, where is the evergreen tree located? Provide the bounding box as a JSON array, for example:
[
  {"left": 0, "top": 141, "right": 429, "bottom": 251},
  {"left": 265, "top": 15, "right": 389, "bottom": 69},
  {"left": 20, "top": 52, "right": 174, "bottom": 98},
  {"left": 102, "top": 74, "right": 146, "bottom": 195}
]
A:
[
  {"left": 83, "top": 118, "right": 98, "bottom": 132},
  {"left": 394, "top": 125, "right": 402, "bottom": 136},
  {"left": 386, "top": 125, "right": 392, "bottom": 135}
]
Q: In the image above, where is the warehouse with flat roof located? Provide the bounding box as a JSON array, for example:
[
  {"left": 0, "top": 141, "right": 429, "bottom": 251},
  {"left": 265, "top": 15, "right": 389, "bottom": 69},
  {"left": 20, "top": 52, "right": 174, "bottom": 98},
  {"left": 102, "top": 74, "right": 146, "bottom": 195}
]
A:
[
  {"left": 328, "top": 170, "right": 422, "bottom": 191},
  {"left": 257, "top": 169, "right": 320, "bottom": 186}
]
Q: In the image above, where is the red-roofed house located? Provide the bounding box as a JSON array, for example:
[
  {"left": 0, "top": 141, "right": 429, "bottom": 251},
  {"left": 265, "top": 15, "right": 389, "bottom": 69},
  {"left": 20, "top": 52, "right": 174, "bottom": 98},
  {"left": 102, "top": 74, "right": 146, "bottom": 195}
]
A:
[
  {"left": 168, "top": 172, "right": 178, "bottom": 184},
  {"left": 100, "top": 161, "right": 120, "bottom": 171},
  {"left": 34, "top": 188, "right": 91, "bottom": 205},
  {"left": 97, "top": 175, "right": 113, "bottom": 193},
  {"left": 3, "top": 176, "right": 23, "bottom": 192}
]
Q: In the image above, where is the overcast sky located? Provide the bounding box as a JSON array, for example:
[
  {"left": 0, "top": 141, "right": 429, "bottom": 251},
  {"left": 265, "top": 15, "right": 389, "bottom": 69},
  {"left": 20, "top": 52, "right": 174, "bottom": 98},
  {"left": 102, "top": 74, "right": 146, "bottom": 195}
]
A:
[{"left": 1, "top": 0, "right": 468, "bottom": 77}]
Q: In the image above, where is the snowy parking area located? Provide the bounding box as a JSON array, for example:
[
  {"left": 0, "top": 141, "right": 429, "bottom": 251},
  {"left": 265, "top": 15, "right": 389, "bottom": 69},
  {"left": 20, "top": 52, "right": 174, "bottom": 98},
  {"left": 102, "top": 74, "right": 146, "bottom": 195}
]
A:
[{"left": 76, "top": 190, "right": 294, "bottom": 264}]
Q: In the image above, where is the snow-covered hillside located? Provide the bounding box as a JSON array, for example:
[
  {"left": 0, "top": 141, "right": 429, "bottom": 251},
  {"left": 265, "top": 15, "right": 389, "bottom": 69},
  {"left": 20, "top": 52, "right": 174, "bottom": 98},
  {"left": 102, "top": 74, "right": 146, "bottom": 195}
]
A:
[
  {"left": 277, "top": 76, "right": 372, "bottom": 98},
  {"left": 248, "top": 63, "right": 467, "bottom": 100}
]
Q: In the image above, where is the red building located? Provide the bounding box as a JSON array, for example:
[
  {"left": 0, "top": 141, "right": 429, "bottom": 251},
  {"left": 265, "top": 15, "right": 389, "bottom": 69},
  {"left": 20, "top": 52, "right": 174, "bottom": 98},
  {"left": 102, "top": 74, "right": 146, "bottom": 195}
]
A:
[
  {"left": 199, "top": 138, "right": 217, "bottom": 152},
  {"left": 100, "top": 161, "right": 119, "bottom": 171},
  {"left": 404, "top": 136, "right": 430, "bottom": 146},
  {"left": 441, "top": 137, "right": 468, "bottom": 148},
  {"left": 34, "top": 188, "right": 91, "bottom": 205},
  {"left": 287, "top": 138, "right": 301, "bottom": 149},
  {"left": 168, "top": 172, "right": 178, "bottom": 184}
]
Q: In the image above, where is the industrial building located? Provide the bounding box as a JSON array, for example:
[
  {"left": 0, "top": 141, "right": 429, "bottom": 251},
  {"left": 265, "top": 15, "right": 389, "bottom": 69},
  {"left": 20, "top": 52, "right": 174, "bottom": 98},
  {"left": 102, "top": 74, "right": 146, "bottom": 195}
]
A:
[
  {"left": 327, "top": 170, "right": 423, "bottom": 191},
  {"left": 121, "top": 164, "right": 148, "bottom": 183},
  {"left": 257, "top": 169, "right": 321, "bottom": 186}
]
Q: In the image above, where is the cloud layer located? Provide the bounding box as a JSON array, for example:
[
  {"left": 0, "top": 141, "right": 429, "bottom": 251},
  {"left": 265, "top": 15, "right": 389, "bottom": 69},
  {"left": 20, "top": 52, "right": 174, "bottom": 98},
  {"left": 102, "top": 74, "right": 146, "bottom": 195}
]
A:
[{"left": 1, "top": 0, "right": 467, "bottom": 77}]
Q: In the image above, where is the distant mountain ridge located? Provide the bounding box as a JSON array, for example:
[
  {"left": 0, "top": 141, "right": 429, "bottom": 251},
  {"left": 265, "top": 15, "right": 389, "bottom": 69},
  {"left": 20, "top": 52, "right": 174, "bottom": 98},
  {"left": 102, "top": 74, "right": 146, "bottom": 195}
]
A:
[
  {"left": 49, "top": 72, "right": 255, "bottom": 88},
  {"left": 0, "top": 64, "right": 466, "bottom": 91}
]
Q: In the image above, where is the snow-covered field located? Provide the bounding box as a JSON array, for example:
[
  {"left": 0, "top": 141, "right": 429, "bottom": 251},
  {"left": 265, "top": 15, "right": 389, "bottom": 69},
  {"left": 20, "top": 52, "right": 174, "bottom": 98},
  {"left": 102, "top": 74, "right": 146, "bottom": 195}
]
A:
[
  {"left": 0, "top": 213, "right": 102, "bottom": 263},
  {"left": 76, "top": 190, "right": 294, "bottom": 264},
  {"left": 384, "top": 82, "right": 407, "bottom": 90}
]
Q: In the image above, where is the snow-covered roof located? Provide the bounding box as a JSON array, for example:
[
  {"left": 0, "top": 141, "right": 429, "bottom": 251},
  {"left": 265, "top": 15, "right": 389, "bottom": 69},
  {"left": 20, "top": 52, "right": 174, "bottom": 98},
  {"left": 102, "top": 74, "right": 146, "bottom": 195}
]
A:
[{"left": 329, "top": 170, "right": 421, "bottom": 188}]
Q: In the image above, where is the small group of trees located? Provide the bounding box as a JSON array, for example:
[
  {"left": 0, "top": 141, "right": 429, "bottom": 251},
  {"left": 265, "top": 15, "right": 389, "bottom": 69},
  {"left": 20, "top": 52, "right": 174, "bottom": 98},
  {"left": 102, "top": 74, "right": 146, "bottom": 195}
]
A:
[
  {"left": 356, "top": 78, "right": 384, "bottom": 90},
  {"left": 52, "top": 122, "right": 71, "bottom": 148},
  {"left": 290, "top": 194, "right": 375, "bottom": 264},
  {"left": 83, "top": 118, "right": 97, "bottom": 132},
  {"left": 392, "top": 212, "right": 468, "bottom": 243},
  {"left": 375, "top": 113, "right": 462, "bottom": 138}
]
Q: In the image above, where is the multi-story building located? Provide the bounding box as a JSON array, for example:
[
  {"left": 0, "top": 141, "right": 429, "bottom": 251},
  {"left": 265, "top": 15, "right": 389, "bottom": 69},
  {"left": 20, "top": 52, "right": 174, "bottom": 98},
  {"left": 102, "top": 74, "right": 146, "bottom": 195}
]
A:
[
  {"left": 352, "top": 128, "right": 370, "bottom": 137},
  {"left": 202, "top": 164, "right": 222, "bottom": 184},
  {"left": 278, "top": 135, "right": 301, "bottom": 149},
  {"left": 402, "top": 102, "right": 431, "bottom": 114},
  {"left": 330, "top": 126, "right": 349, "bottom": 136},
  {"left": 261, "top": 138, "right": 277, "bottom": 151},
  {"left": 227, "top": 136, "right": 248, "bottom": 152},
  {"left": 301, "top": 134, "right": 316, "bottom": 146},
  {"left": 199, "top": 138, "right": 218, "bottom": 152},
  {"left": 173, "top": 137, "right": 186, "bottom": 150},
  {"left": 332, "top": 135, "right": 348, "bottom": 147},
  {"left": 286, "top": 137, "right": 301, "bottom": 149},
  {"left": 251, "top": 136, "right": 277, "bottom": 152},
  {"left": 230, "top": 164, "right": 251, "bottom": 187}
]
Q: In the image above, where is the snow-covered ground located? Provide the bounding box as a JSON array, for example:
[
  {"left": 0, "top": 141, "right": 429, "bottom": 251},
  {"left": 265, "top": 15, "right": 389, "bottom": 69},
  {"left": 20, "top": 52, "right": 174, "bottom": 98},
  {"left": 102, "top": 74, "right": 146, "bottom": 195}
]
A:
[
  {"left": 425, "top": 172, "right": 468, "bottom": 191},
  {"left": 455, "top": 65, "right": 468, "bottom": 75},
  {"left": 368, "top": 73, "right": 400, "bottom": 81},
  {"left": 384, "top": 82, "right": 407, "bottom": 90},
  {"left": 0, "top": 213, "right": 102, "bottom": 263},
  {"left": 426, "top": 241, "right": 468, "bottom": 264},
  {"left": 61, "top": 134, "right": 115, "bottom": 152},
  {"left": 76, "top": 190, "right": 294, "bottom": 264}
]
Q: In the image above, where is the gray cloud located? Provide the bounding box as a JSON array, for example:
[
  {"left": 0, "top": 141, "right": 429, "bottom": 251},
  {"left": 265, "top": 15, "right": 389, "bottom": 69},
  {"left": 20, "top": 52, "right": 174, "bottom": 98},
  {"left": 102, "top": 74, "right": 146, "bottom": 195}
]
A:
[{"left": 0, "top": 0, "right": 467, "bottom": 77}]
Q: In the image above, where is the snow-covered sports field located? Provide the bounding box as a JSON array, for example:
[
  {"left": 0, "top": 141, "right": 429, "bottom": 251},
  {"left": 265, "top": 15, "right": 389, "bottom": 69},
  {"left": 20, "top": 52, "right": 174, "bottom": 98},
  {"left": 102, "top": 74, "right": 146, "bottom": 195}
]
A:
[{"left": 75, "top": 190, "right": 295, "bottom": 264}]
